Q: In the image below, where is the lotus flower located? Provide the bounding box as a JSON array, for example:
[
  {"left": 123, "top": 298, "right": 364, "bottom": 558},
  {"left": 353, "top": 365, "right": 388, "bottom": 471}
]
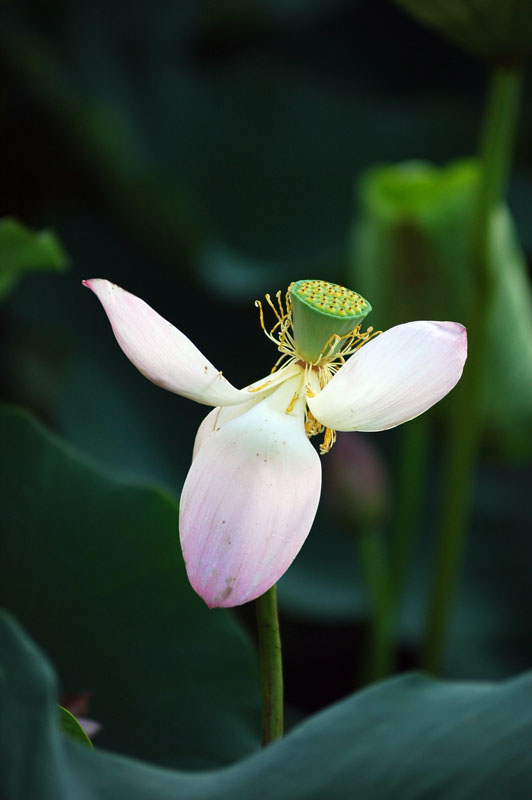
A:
[{"left": 83, "top": 278, "right": 467, "bottom": 607}]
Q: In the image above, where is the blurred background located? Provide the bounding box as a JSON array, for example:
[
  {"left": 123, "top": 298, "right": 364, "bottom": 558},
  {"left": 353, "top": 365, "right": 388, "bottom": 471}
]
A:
[{"left": 1, "top": 0, "right": 532, "bottom": 744}]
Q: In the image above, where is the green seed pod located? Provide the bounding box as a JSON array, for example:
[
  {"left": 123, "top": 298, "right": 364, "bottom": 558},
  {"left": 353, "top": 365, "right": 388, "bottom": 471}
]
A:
[{"left": 290, "top": 279, "right": 372, "bottom": 363}]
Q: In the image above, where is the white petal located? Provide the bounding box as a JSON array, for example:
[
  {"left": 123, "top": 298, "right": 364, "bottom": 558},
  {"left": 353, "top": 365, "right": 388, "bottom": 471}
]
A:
[
  {"left": 192, "top": 363, "right": 302, "bottom": 459},
  {"left": 180, "top": 374, "right": 321, "bottom": 607},
  {"left": 83, "top": 279, "right": 250, "bottom": 407},
  {"left": 308, "top": 321, "right": 467, "bottom": 432},
  {"left": 192, "top": 402, "right": 257, "bottom": 460}
]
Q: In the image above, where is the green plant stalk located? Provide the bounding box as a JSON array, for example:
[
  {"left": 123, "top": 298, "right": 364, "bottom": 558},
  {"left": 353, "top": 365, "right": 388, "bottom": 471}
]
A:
[
  {"left": 369, "top": 416, "right": 429, "bottom": 680},
  {"left": 472, "top": 69, "right": 523, "bottom": 283},
  {"left": 357, "top": 526, "right": 395, "bottom": 681},
  {"left": 390, "top": 415, "right": 430, "bottom": 599},
  {"left": 255, "top": 585, "right": 283, "bottom": 745},
  {"left": 422, "top": 66, "right": 523, "bottom": 674}
]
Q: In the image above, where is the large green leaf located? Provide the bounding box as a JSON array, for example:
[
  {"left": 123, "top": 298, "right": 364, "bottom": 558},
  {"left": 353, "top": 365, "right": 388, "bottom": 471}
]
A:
[
  {"left": 2, "top": 612, "right": 532, "bottom": 799},
  {"left": 0, "top": 217, "right": 67, "bottom": 299},
  {"left": 0, "top": 405, "right": 260, "bottom": 769}
]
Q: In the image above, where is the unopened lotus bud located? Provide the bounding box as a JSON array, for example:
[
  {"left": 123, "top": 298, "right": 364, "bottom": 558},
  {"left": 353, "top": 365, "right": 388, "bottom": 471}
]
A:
[
  {"left": 350, "top": 158, "right": 532, "bottom": 456},
  {"left": 350, "top": 159, "right": 476, "bottom": 329}
]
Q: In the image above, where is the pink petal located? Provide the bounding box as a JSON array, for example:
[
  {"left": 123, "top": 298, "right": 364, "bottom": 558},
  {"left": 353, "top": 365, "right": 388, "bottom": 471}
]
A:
[
  {"left": 308, "top": 321, "right": 467, "bottom": 432},
  {"left": 180, "top": 374, "right": 321, "bottom": 607},
  {"left": 83, "top": 279, "right": 250, "bottom": 407}
]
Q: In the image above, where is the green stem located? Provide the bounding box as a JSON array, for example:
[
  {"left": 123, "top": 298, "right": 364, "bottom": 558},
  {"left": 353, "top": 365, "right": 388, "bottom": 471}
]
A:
[
  {"left": 357, "top": 526, "right": 394, "bottom": 681},
  {"left": 422, "top": 66, "right": 523, "bottom": 674},
  {"left": 472, "top": 68, "right": 523, "bottom": 283},
  {"left": 391, "top": 416, "right": 430, "bottom": 599},
  {"left": 358, "top": 417, "right": 429, "bottom": 681},
  {"left": 255, "top": 585, "right": 283, "bottom": 745}
]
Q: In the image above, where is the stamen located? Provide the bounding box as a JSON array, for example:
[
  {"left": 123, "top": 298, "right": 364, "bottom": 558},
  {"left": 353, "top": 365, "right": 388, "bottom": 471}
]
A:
[
  {"left": 270, "top": 352, "right": 293, "bottom": 374},
  {"left": 248, "top": 379, "right": 272, "bottom": 393},
  {"left": 304, "top": 408, "right": 323, "bottom": 438},
  {"left": 254, "top": 286, "right": 381, "bottom": 454},
  {"left": 275, "top": 289, "right": 285, "bottom": 320},
  {"left": 320, "top": 428, "right": 337, "bottom": 455},
  {"left": 285, "top": 392, "right": 299, "bottom": 414},
  {"left": 254, "top": 291, "right": 299, "bottom": 371},
  {"left": 255, "top": 299, "right": 267, "bottom": 332},
  {"left": 265, "top": 293, "right": 282, "bottom": 323}
]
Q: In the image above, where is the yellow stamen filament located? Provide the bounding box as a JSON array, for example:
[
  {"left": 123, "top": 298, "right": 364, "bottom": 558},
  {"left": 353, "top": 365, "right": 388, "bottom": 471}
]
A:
[
  {"left": 285, "top": 392, "right": 299, "bottom": 414},
  {"left": 304, "top": 408, "right": 323, "bottom": 438},
  {"left": 248, "top": 379, "right": 272, "bottom": 394},
  {"left": 321, "top": 427, "right": 337, "bottom": 455},
  {"left": 254, "top": 288, "right": 381, "bottom": 454}
]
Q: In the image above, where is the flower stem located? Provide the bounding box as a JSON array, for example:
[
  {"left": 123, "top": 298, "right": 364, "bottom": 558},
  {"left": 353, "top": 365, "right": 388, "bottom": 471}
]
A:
[
  {"left": 357, "top": 525, "right": 394, "bottom": 681},
  {"left": 255, "top": 585, "right": 283, "bottom": 745},
  {"left": 422, "top": 66, "right": 523, "bottom": 674}
]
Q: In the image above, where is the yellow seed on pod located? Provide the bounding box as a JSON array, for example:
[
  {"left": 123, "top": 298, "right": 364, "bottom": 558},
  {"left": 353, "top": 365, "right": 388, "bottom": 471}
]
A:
[{"left": 295, "top": 279, "right": 367, "bottom": 318}]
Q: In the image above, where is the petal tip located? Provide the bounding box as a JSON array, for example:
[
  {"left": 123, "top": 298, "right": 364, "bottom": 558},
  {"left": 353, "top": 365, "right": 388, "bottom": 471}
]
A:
[
  {"left": 427, "top": 320, "right": 468, "bottom": 360},
  {"left": 448, "top": 320, "right": 467, "bottom": 338},
  {"left": 82, "top": 278, "right": 112, "bottom": 295},
  {"left": 429, "top": 319, "right": 467, "bottom": 336},
  {"left": 446, "top": 320, "right": 468, "bottom": 360}
]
